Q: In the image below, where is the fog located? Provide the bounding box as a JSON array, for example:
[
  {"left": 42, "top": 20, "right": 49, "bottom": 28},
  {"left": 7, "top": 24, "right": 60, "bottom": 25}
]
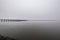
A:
[
  {"left": 0, "top": 0, "right": 60, "bottom": 40},
  {"left": 0, "top": 0, "right": 60, "bottom": 20}
]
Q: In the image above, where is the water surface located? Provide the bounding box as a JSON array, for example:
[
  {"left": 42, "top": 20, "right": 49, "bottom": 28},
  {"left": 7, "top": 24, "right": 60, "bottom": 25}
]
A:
[{"left": 0, "top": 21, "right": 60, "bottom": 40}]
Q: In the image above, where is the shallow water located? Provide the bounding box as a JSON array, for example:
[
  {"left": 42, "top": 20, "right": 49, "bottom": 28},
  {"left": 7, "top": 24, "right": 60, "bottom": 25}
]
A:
[{"left": 0, "top": 21, "right": 60, "bottom": 40}]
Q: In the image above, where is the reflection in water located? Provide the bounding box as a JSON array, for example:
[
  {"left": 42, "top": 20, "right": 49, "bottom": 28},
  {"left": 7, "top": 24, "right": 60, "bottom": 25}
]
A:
[{"left": 0, "top": 21, "right": 60, "bottom": 40}]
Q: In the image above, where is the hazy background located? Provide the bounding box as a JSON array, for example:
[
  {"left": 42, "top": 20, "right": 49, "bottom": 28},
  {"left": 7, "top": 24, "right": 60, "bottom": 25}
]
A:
[
  {"left": 0, "top": 0, "right": 60, "bottom": 20},
  {"left": 0, "top": 0, "right": 60, "bottom": 40}
]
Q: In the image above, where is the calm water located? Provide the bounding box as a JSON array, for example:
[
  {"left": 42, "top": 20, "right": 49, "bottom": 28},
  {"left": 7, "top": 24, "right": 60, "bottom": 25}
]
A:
[{"left": 0, "top": 21, "right": 60, "bottom": 40}]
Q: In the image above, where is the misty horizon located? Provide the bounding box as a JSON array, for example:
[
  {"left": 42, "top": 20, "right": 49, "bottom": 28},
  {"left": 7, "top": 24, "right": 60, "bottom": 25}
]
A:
[
  {"left": 0, "top": 0, "right": 60, "bottom": 20},
  {"left": 0, "top": 0, "right": 60, "bottom": 40}
]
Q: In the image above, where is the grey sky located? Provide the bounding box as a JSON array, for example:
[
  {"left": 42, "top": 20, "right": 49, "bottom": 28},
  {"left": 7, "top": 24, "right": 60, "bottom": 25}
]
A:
[{"left": 0, "top": 0, "right": 60, "bottom": 20}]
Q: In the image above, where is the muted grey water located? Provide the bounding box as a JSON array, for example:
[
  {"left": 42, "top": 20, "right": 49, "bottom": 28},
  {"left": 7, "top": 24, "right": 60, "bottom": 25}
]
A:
[{"left": 0, "top": 21, "right": 60, "bottom": 40}]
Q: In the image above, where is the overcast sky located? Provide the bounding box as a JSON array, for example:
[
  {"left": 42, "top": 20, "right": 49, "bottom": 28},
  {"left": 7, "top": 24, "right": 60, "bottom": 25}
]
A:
[{"left": 0, "top": 0, "right": 60, "bottom": 20}]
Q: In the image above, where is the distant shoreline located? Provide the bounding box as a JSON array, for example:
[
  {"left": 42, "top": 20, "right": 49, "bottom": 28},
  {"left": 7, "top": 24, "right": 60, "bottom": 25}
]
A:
[
  {"left": 0, "top": 19, "right": 28, "bottom": 22},
  {"left": 0, "top": 19, "right": 56, "bottom": 22}
]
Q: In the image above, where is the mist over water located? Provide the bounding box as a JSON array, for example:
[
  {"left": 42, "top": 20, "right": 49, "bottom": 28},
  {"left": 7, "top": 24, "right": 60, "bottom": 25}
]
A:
[
  {"left": 0, "top": 0, "right": 60, "bottom": 40},
  {"left": 0, "top": 21, "right": 60, "bottom": 40}
]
